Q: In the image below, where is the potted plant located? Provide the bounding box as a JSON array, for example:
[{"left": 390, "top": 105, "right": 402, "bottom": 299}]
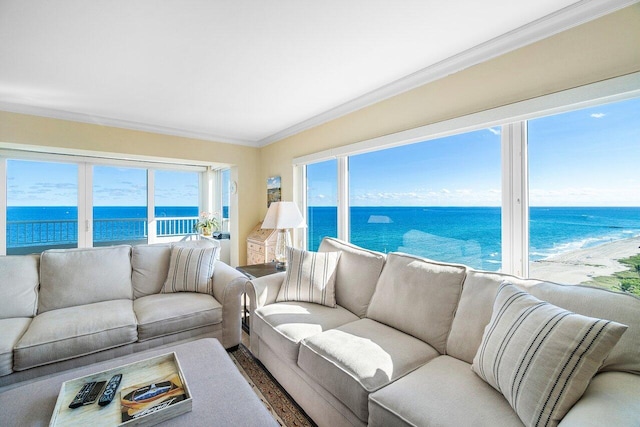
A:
[{"left": 194, "top": 211, "right": 220, "bottom": 236}]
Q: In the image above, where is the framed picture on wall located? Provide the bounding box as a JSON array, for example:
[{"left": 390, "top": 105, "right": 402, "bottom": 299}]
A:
[{"left": 267, "top": 176, "right": 281, "bottom": 207}]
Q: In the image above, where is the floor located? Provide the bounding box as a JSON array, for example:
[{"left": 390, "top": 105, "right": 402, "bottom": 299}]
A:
[{"left": 242, "top": 330, "right": 250, "bottom": 348}]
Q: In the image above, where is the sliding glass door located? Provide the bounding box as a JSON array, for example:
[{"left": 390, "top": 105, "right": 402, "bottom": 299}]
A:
[
  {"left": 93, "top": 165, "right": 148, "bottom": 247},
  {"left": 6, "top": 159, "right": 79, "bottom": 254}
]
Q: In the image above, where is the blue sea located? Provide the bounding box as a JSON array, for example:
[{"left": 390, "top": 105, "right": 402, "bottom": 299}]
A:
[
  {"left": 6, "top": 206, "right": 640, "bottom": 271},
  {"left": 6, "top": 206, "right": 202, "bottom": 253},
  {"left": 308, "top": 206, "right": 640, "bottom": 271}
]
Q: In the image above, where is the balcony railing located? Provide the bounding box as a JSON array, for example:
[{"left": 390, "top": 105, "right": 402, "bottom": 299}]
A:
[{"left": 6, "top": 216, "right": 199, "bottom": 254}]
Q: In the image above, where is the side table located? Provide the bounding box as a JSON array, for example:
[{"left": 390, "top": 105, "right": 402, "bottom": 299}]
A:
[{"left": 236, "top": 262, "right": 282, "bottom": 333}]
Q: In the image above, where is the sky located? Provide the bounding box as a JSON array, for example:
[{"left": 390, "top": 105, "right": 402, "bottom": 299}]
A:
[
  {"left": 308, "top": 96, "right": 640, "bottom": 207},
  {"left": 5, "top": 97, "right": 640, "bottom": 208},
  {"left": 6, "top": 164, "right": 199, "bottom": 207}
]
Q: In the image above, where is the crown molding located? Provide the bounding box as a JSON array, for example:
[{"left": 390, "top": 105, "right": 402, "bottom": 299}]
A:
[
  {"left": 257, "top": 0, "right": 638, "bottom": 147},
  {"left": 0, "top": 101, "right": 258, "bottom": 147}
]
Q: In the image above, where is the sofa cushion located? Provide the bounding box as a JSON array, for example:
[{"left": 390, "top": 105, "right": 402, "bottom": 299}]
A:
[
  {"left": 14, "top": 299, "right": 137, "bottom": 371},
  {"left": 162, "top": 245, "right": 218, "bottom": 294},
  {"left": 447, "top": 269, "right": 640, "bottom": 374},
  {"left": 276, "top": 247, "right": 341, "bottom": 307},
  {"left": 131, "top": 244, "right": 171, "bottom": 298},
  {"left": 0, "top": 254, "right": 39, "bottom": 319},
  {"left": 131, "top": 240, "right": 220, "bottom": 299},
  {"left": 368, "top": 355, "right": 523, "bottom": 427},
  {"left": 38, "top": 245, "right": 133, "bottom": 313},
  {"left": 0, "top": 318, "right": 31, "bottom": 376},
  {"left": 298, "top": 318, "right": 439, "bottom": 422},
  {"left": 134, "top": 293, "right": 222, "bottom": 341},
  {"left": 560, "top": 371, "right": 640, "bottom": 426},
  {"left": 366, "top": 252, "right": 466, "bottom": 353},
  {"left": 253, "top": 301, "right": 358, "bottom": 362},
  {"left": 319, "top": 237, "right": 386, "bottom": 317},
  {"left": 472, "top": 283, "right": 626, "bottom": 427}
]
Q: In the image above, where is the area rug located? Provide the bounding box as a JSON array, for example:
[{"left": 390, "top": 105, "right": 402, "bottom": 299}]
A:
[{"left": 229, "top": 344, "right": 315, "bottom": 427}]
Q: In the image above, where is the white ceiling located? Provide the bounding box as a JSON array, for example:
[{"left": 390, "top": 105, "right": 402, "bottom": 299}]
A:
[{"left": 0, "top": 0, "right": 632, "bottom": 147}]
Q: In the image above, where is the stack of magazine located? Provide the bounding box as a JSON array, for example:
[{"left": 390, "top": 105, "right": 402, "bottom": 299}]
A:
[{"left": 120, "top": 373, "right": 187, "bottom": 422}]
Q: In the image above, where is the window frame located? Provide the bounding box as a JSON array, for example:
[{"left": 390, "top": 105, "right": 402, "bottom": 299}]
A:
[
  {"left": 294, "top": 72, "right": 640, "bottom": 277},
  {"left": 0, "top": 149, "right": 227, "bottom": 255}
]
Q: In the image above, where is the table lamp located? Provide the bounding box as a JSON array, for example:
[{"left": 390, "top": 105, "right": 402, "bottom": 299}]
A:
[{"left": 261, "top": 201, "right": 306, "bottom": 269}]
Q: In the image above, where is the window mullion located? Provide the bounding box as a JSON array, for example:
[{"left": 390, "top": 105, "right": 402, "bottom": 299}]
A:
[
  {"left": 200, "top": 168, "right": 214, "bottom": 216},
  {"left": 0, "top": 157, "right": 6, "bottom": 255},
  {"left": 501, "top": 122, "right": 529, "bottom": 277},
  {"left": 78, "top": 163, "right": 93, "bottom": 248},
  {"left": 337, "top": 156, "right": 349, "bottom": 242},
  {"left": 294, "top": 164, "right": 307, "bottom": 249},
  {"left": 147, "top": 169, "right": 156, "bottom": 243}
]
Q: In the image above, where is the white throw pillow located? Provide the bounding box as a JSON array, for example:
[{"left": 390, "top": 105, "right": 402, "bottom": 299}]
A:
[
  {"left": 472, "top": 282, "right": 627, "bottom": 427},
  {"left": 162, "top": 246, "right": 218, "bottom": 294},
  {"left": 276, "top": 247, "right": 341, "bottom": 307}
]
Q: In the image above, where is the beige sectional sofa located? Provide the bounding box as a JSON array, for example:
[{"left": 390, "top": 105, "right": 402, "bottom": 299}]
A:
[
  {"left": 0, "top": 240, "right": 247, "bottom": 389},
  {"left": 247, "top": 237, "right": 640, "bottom": 427}
]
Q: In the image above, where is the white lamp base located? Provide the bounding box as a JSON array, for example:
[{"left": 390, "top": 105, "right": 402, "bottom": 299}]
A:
[{"left": 275, "top": 228, "right": 291, "bottom": 269}]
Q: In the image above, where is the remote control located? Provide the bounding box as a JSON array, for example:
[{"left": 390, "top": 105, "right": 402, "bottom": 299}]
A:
[
  {"left": 69, "top": 382, "right": 96, "bottom": 409},
  {"left": 98, "top": 374, "right": 122, "bottom": 407},
  {"left": 82, "top": 381, "right": 107, "bottom": 405}
]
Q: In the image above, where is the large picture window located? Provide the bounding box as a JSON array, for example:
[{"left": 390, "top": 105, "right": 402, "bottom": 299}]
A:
[
  {"left": 296, "top": 76, "right": 639, "bottom": 296},
  {"left": 348, "top": 128, "right": 501, "bottom": 270},
  {"left": 2, "top": 154, "right": 218, "bottom": 255},
  {"left": 306, "top": 159, "right": 338, "bottom": 251},
  {"left": 528, "top": 97, "right": 640, "bottom": 296}
]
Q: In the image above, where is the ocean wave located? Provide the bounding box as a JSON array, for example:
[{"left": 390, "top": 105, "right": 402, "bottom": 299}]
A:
[{"left": 533, "top": 230, "right": 640, "bottom": 259}]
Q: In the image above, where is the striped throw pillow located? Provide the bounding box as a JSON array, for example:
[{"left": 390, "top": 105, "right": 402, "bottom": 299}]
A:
[
  {"left": 472, "top": 282, "right": 627, "bottom": 427},
  {"left": 162, "top": 246, "right": 218, "bottom": 294},
  {"left": 276, "top": 247, "right": 341, "bottom": 307}
]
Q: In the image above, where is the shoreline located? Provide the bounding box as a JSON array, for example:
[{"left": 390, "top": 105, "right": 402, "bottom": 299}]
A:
[{"left": 529, "top": 236, "right": 640, "bottom": 285}]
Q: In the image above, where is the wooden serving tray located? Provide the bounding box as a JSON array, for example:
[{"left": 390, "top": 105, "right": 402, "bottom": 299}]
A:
[{"left": 49, "top": 352, "right": 192, "bottom": 427}]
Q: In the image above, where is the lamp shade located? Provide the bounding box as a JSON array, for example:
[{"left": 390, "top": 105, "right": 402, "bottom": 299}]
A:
[{"left": 262, "top": 202, "right": 306, "bottom": 230}]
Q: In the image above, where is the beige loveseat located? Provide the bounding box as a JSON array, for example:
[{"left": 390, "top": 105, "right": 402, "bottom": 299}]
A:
[
  {"left": 0, "top": 241, "right": 247, "bottom": 389},
  {"left": 247, "top": 237, "right": 640, "bottom": 427}
]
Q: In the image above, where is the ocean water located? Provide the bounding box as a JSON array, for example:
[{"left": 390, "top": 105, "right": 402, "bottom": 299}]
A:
[
  {"left": 7, "top": 206, "right": 640, "bottom": 271},
  {"left": 308, "top": 206, "right": 640, "bottom": 271},
  {"left": 6, "top": 206, "right": 200, "bottom": 221},
  {"left": 6, "top": 206, "right": 200, "bottom": 250}
]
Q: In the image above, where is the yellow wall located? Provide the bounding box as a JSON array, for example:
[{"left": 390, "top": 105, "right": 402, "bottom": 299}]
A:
[
  {"left": 260, "top": 5, "right": 640, "bottom": 214},
  {"left": 1, "top": 6, "right": 639, "bottom": 262},
  {"left": 0, "top": 112, "right": 262, "bottom": 265}
]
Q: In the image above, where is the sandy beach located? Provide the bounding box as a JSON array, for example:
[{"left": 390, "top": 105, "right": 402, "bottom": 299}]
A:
[{"left": 529, "top": 236, "right": 640, "bottom": 285}]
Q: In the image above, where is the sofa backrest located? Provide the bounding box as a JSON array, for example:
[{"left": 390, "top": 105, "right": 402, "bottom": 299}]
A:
[
  {"left": 366, "top": 252, "right": 467, "bottom": 354},
  {"left": 39, "top": 245, "right": 133, "bottom": 313},
  {"left": 0, "top": 254, "right": 39, "bottom": 319},
  {"left": 318, "top": 237, "right": 386, "bottom": 318},
  {"left": 131, "top": 244, "right": 172, "bottom": 298},
  {"left": 131, "top": 240, "right": 219, "bottom": 298},
  {"left": 447, "top": 269, "right": 640, "bottom": 374}
]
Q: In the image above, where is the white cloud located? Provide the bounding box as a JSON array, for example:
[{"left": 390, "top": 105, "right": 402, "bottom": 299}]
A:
[
  {"left": 487, "top": 127, "right": 501, "bottom": 135},
  {"left": 529, "top": 186, "right": 640, "bottom": 206},
  {"left": 349, "top": 188, "right": 502, "bottom": 206},
  {"left": 590, "top": 113, "right": 606, "bottom": 119}
]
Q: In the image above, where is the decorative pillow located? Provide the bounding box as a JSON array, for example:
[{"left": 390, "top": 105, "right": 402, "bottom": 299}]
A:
[
  {"left": 276, "top": 247, "right": 341, "bottom": 308},
  {"left": 472, "top": 282, "right": 627, "bottom": 427},
  {"left": 162, "top": 246, "right": 219, "bottom": 294}
]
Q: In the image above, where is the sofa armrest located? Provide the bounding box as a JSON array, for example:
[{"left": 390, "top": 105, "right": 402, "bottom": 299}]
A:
[
  {"left": 211, "top": 261, "right": 248, "bottom": 349},
  {"left": 559, "top": 371, "right": 640, "bottom": 426},
  {"left": 245, "top": 272, "right": 286, "bottom": 316}
]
